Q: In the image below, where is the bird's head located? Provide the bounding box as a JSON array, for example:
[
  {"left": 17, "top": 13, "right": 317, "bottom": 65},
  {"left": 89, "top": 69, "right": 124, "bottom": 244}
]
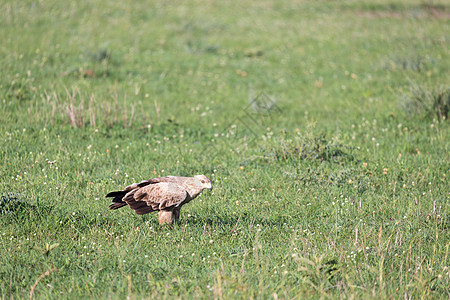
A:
[{"left": 194, "top": 175, "right": 213, "bottom": 190}]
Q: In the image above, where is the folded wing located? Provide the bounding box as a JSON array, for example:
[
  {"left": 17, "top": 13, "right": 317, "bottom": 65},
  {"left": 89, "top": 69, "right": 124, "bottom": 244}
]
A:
[{"left": 122, "top": 182, "right": 189, "bottom": 215}]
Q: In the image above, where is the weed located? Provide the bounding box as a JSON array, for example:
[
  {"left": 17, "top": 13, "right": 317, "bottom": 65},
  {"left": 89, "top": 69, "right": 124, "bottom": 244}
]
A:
[
  {"left": 293, "top": 255, "right": 341, "bottom": 295},
  {"left": 40, "top": 89, "right": 140, "bottom": 128},
  {"left": 401, "top": 82, "right": 449, "bottom": 120},
  {"left": 384, "top": 55, "right": 436, "bottom": 72},
  {"left": 0, "top": 193, "right": 27, "bottom": 215},
  {"left": 261, "top": 131, "right": 355, "bottom": 164}
]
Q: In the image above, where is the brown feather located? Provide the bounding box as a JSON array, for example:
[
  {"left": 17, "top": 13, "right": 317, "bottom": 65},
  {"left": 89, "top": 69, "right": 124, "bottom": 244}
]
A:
[
  {"left": 106, "top": 175, "right": 212, "bottom": 224},
  {"left": 108, "top": 202, "right": 127, "bottom": 210}
]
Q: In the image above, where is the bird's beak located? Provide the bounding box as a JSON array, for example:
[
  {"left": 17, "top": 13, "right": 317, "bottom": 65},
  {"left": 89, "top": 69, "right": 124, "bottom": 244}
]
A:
[{"left": 207, "top": 183, "right": 213, "bottom": 190}]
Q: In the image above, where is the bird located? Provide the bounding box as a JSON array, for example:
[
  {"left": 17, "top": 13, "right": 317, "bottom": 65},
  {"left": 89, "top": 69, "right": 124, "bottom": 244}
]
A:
[{"left": 106, "top": 175, "right": 212, "bottom": 225}]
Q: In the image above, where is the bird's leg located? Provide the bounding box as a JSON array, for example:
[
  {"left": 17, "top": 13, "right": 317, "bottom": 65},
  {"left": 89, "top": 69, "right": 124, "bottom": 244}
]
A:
[
  {"left": 158, "top": 210, "right": 174, "bottom": 225},
  {"left": 173, "top": 207, "right": 181, "bottom": 224},
  {"left": 158, "top": 208, "right": 181, "bottom": 225}
]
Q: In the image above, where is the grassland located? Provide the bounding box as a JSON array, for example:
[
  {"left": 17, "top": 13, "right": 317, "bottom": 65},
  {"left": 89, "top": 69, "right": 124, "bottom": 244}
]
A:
[{"left": 0, "top": 0, "right": 449, "bottom": 298}]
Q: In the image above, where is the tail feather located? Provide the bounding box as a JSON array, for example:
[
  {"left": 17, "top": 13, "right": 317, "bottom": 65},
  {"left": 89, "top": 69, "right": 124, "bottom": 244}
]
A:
[
  {"left": 106, "top": 191, "right": 126, "bottom": 198},
  {"left": 106, "top": 190, "right": 127, "bottom": 210},
  {"left": 109, "top": 202, "right": 128, "bottom": 210}
]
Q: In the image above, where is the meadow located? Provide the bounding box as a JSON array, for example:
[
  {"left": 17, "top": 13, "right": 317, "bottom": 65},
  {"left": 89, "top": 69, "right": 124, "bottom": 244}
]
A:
[{"left": 0, "top": 0, "right": 449, "bottom": 298}]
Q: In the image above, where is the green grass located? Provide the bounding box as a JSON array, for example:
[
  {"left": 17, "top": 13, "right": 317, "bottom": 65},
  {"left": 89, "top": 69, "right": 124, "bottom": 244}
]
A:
[{"left": 1, "top": 0, "right": 449, "bottom": 298}]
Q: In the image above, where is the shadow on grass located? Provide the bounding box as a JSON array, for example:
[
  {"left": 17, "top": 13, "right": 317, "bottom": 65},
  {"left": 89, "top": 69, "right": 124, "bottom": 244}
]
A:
[
  {"left": 179, "top": 213, "right": 291, "bottom": 228},
  {"left": 2, "top": 191, "right": 314, "bottom": 232}
]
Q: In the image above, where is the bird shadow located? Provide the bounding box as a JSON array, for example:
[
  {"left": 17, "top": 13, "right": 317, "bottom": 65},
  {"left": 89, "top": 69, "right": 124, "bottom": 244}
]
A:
[{"left": 174, "top": 213, "right": 290, "bottom": 228}]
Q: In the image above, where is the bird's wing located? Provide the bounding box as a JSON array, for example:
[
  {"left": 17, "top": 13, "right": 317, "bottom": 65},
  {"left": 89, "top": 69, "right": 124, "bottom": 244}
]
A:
[
  {"left": 123, "top": 182, "right": 188, "bottom": 215},
  {"left": 122, "top": 176, "right": 182, "bottom": 192}
]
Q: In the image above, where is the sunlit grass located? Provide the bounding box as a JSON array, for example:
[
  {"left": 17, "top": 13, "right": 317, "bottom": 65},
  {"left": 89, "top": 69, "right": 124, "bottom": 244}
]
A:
[{"left": 0, "top": 0, "right": 449, "bottom": 298}]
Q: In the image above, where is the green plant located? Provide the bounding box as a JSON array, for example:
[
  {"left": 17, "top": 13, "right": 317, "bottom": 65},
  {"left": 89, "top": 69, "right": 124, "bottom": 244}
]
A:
[
  {"left": 0, "top": 0, "right": 448, "bottom": 298},
  {"left": 401, "top": 83, "right": 449, "bottom": 120}
]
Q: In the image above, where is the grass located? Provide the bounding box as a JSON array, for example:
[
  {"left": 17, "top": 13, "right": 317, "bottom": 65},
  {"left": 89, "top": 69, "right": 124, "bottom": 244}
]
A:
[{"left": 0, "top": 0, "right": 449, "bottom": 298}]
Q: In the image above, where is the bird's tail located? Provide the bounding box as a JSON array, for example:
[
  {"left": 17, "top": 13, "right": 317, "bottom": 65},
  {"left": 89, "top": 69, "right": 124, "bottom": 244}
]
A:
[
  {"left": 109, "top": 202, "right": 127, "bottom": 209},
  {"left": 106, "top": 191, "right": 127, "bottom": 210}
]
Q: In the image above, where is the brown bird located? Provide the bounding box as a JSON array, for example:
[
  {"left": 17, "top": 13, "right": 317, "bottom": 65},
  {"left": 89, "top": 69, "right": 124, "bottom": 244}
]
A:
[{"left": 106, "top": 175, "right": 212, "bottom": 225}]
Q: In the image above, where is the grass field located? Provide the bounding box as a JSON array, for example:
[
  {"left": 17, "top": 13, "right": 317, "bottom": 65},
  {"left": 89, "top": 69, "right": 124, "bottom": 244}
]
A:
[{"left": 1, "top": 0, "right": 449, "bottom": 298}]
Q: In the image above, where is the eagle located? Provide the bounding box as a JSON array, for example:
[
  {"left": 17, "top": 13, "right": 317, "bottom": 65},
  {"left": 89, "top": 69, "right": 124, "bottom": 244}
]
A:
[{"left": 106, "top": 175, "right": 212, "bottom": 225}]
